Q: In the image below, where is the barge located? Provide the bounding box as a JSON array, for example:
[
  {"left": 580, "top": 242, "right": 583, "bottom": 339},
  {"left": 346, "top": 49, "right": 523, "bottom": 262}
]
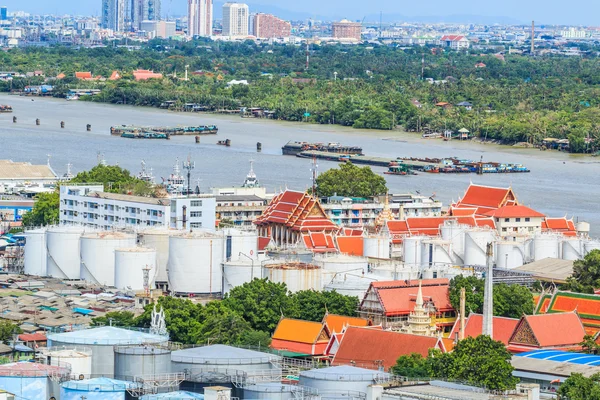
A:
[
  {"left": 111, "top": 124, "right": 218, "bottom": 136},
  {"left": 282, "top": 141, "right": 363, "bottom": 156},
  {"left": 0, "top": 105, "right": 12, "bottom": 113},
  {"left": 120, "top": 132, "right": 170, "bottom": 139}
]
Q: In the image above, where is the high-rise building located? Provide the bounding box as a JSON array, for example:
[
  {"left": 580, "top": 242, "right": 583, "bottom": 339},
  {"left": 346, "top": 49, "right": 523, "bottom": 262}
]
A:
[
  {"left": 0, "top": 6, "right": 7, "bottom": 21},
  {"left": 188, "top": 0, "right": 213, "bottom": 37},
  {"left": 332, "top": 19, "right": 362, "bottom": 41},
  {"left": 252, "top": 13, "right": 291, "bottom": 39},
  {"left": 102, "top": 0, "right": 126, "bottom": 32},
  {"left": 222, "top": 2, "right": 249, "bottom": 37},
  {"left": 131, "top": 0, "right": 161, "bottom": 31}
]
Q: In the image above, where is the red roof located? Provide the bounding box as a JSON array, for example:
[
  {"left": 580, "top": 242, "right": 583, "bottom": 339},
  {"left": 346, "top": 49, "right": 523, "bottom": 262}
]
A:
[
  {"left": 370, "top": 278, "right": 449, "bottom": 289},
  {"left": 18, "top": 333, "right": 46, "bottom": 342},
  {"left": 133, "top": 69, "right": 163, "bottom": 81},
  {"left": 336, "top": 236, "right": 364, "bottom": 256},
  {"left": 441, "top": 35, "right": 466, "bottom": 41},
  {"left": 542, "top": 217, "right": 577, "bottom": 236},
  {"left": 323, "top": 314, "right": 369, "bottom": 335},
  {"left": 448, "top": 314, "right": 518, "bottom": 346},
  {"left": 75, "top": 71, "right": 92, "bottom": 79},
  {"left": 303, "top": 232, "right": 337, "bottom": 253},
  {"left": 332, "top": 327, "right": 445, "bottom": 370},
  {"left": 484, "top": 205, "right": 545, "bottom": 218},
  {"left": 508, "top": 312, "right": 586, "bottom": 351},
  {"left": 455, "top": 184, "right": 517, "bottom": 216},
  {"left": 258, "top": 237, "right": 271, "bottom": 251},
  {"left": 271, "top": 318, "right": 330, "bottom": 356},
  {"left": 109, "top": 71, "right": 121, "bottom": 80}
]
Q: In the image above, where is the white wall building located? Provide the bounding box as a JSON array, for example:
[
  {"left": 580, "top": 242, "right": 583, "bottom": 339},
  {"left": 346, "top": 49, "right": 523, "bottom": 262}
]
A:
[
  {"left": 484, "top": 205, "right": 545, "bottom": 237},
  {"left": 222, "top": 2, "right": 249, "bottom": 37},
  {"left": 561, "top": 28, "right": 587, "bottom": 39},
  {"left": 0, "top": 160, "right": 58, "bottom": 195},
  {"left": 188, "top": 0, "right": 213, "bottom": 36}
]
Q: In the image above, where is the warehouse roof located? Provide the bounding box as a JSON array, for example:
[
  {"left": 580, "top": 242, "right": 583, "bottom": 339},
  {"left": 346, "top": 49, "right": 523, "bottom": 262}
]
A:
[
  {"left": 516, "top": 350, "right": 600, "bottom": 365},
  {"left": 0, "top": 160, "right": 57, "bottom": 180},
  {"left": 514, "top": 258, "right": 574, "bottom": 283},
  {"left": 511, "top": 354, "right": 600, "bottom": 379},
  {"left": 48, "top": 326, "right": 168, "bottom": 345},
  {"left": 171, "top": 344, "right": 279, "bottom": 364}
]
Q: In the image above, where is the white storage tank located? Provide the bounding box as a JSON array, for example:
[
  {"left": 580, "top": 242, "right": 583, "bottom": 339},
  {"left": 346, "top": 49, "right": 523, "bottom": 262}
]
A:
[
  {"left": 299, "top": 366, "right": 390, "bottom": 395},
  {"left": 314, "top": 254, "right": 368, "bottom": 274},
  {"left": 440, "top": 220, "right": 467, "bottom": 263},
  {"left": 23, "top": 228, "right": 47, "bottom": 276},
  {"left": 463, "top": 229, "right": 496, "bottom": 266},
  {"left": 420, "top": 239, "right": 453, "bottom": 268},
  {"left": 168, "top": 232, "right": 224, "bottom": 295},
  {"left": 223, "top": 260, "right": 262, "bottom": 294},
  {"left": 402, "top": 236, "right": 423, "bottom": 268},
  {"left": 584, "top": 240, "right": 600, "bottom": 256},
  {"left": 363, "top": 235, "right": 390, "bottom": 259},
  {"left": 495, "top": 242, "right": 525, "bottom": 269},
  {"left": 224, "top": 228, "right": 259, "bottom": 261},
  {"left": 80, "top": 232, "right": 137, "bottom": 286},
  {"left": 114, "top": 247, "right": 157, "bottom": 290},
  {"left": 243, "top": 383, "right": 296, "bottom": 400},
  {"left": 138, "top": 228, "right": 174, "bottom": 285},
  {"left": 533, "top": 233, "right": 560, "bottom": 261},
  {"left": 46, "top": 226, "right": 86, "bottom": 279},
  {"left": 262, "top": 261, "right": 322, "bottom": 292},
  {"left": 562, "top": 238, "right": 584, "bottom": 261},
  {"left": 41, "top": 346, "right": 92, "bottom": 377},
  {"left": 114, "top": 345, "right": 172, "bottom": 381},
  {"left": 171, "top": 344, "right": 281, "bottom": 375},
  {"left": 577, "top": 221, "right": 591, "bottom": 236}
]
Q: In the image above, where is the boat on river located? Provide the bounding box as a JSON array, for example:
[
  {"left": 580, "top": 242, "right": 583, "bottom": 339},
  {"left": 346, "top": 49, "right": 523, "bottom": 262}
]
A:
[
  {"left": 120, "top": 132, "right": 170, "bottom": 139},
  {"left": 282, "top": 141, "right": 363, "bottom": 156},
  {"left": 0, "top": 105, "right": 13, "bottom": 113},
  {"left": 111, "top": 124, "right": 218, "bottom": 136},
  {"left": 384, "top": 162, "right": 417, "bottom": 176}
]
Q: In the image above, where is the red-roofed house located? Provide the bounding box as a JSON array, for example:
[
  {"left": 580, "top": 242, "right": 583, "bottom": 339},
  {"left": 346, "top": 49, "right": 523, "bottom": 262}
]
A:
[
  {"left": 440, "top": 35, "right": 470, "bottom": 50},
  {"left": 542, "top": 217, "right": 578, "bottom": 237},
  {"left": 507, "top": 312, "right": 586, "bottom": 353},
  {"left": 18, "top": 333, "right": 47, "bottom": 348},
  {"left": 484, "top": 205, "right": 545, "bottom": 237},
  {"left": 271, "top": 318, "right": 330, "bottom": 356},
  {"left": 75, "top": 71, "right": 93, "bottom": 80},
  {"left": 358, "top": 279, "right": 456, "bottom": 335},
  {"left": 332, "top": 327, "right": 450, "bottom": 370},
  {"left": 133, "top": 69, "right": 163, "bottom": 81},
  {"left": 475, "top": 62, "right": 487, "bottom": 68},
  {"left": 109, "top": 71, "right": 121, "bottom": 80},
  {"left": 452, "top": 184, "right": 518, "bottom": 217},
  {"left": 448, "top": 313, "right": 519, "bottom": 346}
]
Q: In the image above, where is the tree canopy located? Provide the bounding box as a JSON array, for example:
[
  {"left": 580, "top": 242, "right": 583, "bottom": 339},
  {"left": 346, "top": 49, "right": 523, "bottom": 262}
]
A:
[
  {"left": 558, "top": 372, "right": 600, "bottom": 400},
  {"left": 567, "top": 249, "right": 600, "bottom": 293},
  {"left": 316, "top": 163, "right": 388, "bottom": 198},
  {"left": 21, "top": 191, "right": 59, "bottom": 227},
  {"left": 70, "top": 164, "right": 153, "bottom": 195}
]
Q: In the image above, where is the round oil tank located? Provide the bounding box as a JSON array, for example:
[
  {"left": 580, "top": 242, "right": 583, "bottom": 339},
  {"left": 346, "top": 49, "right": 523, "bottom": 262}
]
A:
[
  {"left": 168, "top": 232, "right": 224, "bottom": 295},
  {"left": 440, "top": 221, "right": 467, "bottom": 262},
  {"left": 23, "top": 229, "right": 48, "bottom": 276},
  {"left": 141, "top": 391, "right": 205, "bottom": 399},
  {"left": 314, "top": 254, "right": 368, "bottom": 274},
  {"left": 577, "top": 221, "right": 591, "bottom": 235},
  {"left": 43, "top": 346, "right": 92, "bottom": 377},
  {"left": 224, "top": 228, "right": 259, "bottom": 260},
  {"left": 584, "top": 240, "right": 600, "bottom": 256},
  {"left": 171, "top": 344, "right": 281, "bottom": 375},
  {"left": 243, "top": 383, "right": 296, "bottom": 400},
  {"left": 533, "top": 233, "right": 560, "bottom": 261},
  {"left": 262, "top": 262, "right": 322, "bottom": 292},
  {"left": 114, "top": 247, "right": 157, "bottom": 290},
  {"left": 46, "top": 227, "right": 85, "bottom": 279},
  {"left": 114, "top": 345, "right": 172, "bottom": 381},
  {"left": 138, "top": 228, "right": 174, "bottom": 284},
  {"left": 363, "top": 236, "right": 390, "bottom": 259},
  {"left": 267, "top": 249, "right": 313, "bottom": 263},
  {"left": 562, "top": 239, "right": 584, "bottom": 261},
  {"left": 60, "top": 377, "right": 133, "bottom": 400},
  {"left": 495, "top": 242, "right": 525, "bottom": 269},
  {"left": 80, "top": 232, "right": 137, "bottom": 286},
  {"left": 420, "top": 239, "right": 453, "bottom": 268},
  {"left": 0, "top": 362, "right": 70, "bottom": 400},
  {"left": 402, "top": 236, "right": 423, "bottom": 268},
  {"left": 223, "top": 260, "right": 262, "bottom": 294},
  {"left": 463, "top": 229, "right": 496, "bottom": 266},
  {"left": 48, "top": 326, "right": 169, "bottom": 376},
  {"left": 299, "top": 366, "right": 390, "bottom": 395}
]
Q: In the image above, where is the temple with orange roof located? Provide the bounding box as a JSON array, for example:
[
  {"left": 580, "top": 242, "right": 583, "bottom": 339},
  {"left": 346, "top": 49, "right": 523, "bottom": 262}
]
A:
[
  {"left": 535, "top": 291, "right": 600, "bottom": 336},
  {"left": 448, "top": 313, "right": 519, "bottom": 346},
  {"left": 507, "top": 312, "right": 586, "bottom": 353}
]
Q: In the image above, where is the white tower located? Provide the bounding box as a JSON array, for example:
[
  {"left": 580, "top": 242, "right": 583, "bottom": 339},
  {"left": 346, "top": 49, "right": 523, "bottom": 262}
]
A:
[
  {"left": 222, "top": 2, "right": 249, "bottom": 37},
  {"left": 482, "top": 242, "right": 494, "bottom": 338},
  {"left": 188, "top": 0, "right": 213, "bottom": 37}
]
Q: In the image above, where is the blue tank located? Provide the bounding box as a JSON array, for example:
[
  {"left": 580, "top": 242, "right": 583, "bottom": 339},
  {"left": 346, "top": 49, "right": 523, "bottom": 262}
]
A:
[{"left": 60, "top": 377, "right": 134, "bottom": 400}]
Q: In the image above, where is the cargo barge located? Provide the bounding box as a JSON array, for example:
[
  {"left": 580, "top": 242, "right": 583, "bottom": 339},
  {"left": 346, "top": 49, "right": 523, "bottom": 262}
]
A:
[
  {"left": 110, "top": 124, "right": 218, "bottom": 136},
  {"left": 281, "top": 141, "right": 363, "bottom": 156},
  {"left": 120, "top": 132, "right": 170, "bottom": 139},
  {"left": 0, "top": 105, "right": 12, "bottom": 113}
]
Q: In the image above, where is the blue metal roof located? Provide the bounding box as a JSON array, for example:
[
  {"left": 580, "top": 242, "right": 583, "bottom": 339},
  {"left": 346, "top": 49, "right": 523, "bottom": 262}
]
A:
[{"left": 516, "top": 350, "right": 600, "bottom": 366}]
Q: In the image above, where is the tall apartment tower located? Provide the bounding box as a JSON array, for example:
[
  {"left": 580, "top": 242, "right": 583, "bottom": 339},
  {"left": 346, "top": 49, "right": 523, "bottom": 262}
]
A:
[
  {"left": 132, "top": 0, "right": 161, "bottom": 31},
  {"left": 188, "top": 0, "right": 213, "bottom": 37},
  {"left": 102, "top": 0, "right": 126, "bottom": 32},
  {"left": 222, "top": 2, "right": 249, "bottom": 37}
]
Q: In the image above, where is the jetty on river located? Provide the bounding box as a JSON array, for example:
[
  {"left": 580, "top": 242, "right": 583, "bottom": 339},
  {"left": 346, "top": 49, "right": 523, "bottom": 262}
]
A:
[{"left": 110, "top": 124, "right": 218, "bottom": 138}]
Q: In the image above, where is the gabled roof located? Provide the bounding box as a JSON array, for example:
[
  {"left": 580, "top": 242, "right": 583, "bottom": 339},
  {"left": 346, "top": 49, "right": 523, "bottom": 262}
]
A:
[
  {"left": 109, "top": 71, "right": 121, "bottom": 80},
  {"left": 508, "top": 312, "right": 586, "bottom": 351},
  {"left": 541, "top": 291, "right": 600, "bottom": 332},
  {"left": 484, "top": 205, "right": 545, "bottom": 218},
  {"left": 332, "top": 327, "right": 445, "bottom": 370},
  {"left": 272, "top": 318, "right": 328, "bottom": 344},
  {"left": 454, "top": 184, "right": 517, "bottom": 216},
  {"left": 448, "top": 313, "right": 519, "bottom": 346},
  {"left": 302, "top": 232, "right": 337, "bottom": 253},
  {"left": 441, "top": 35, "right": 467, "bottom": 41},
  {"left": 323, "top": 314, "right": 369, "bottom": 335},
  {"left": 18, "top": 333, "right": 47, "bottom": 342},
  {"left": 542, "top": 217, "right": 577, "bottom": 236},
  {"left": 336, "top": 236, "right": 364, "bottom": 256},
  {"left": 75, "top": 71, "right": 93, "bottom": 79},
  {"left": 133, "top": 69, "right": 163, "bottom": 81}
]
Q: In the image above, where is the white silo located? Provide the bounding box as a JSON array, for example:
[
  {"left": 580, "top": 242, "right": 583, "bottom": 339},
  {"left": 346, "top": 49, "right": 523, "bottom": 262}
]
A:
[
  {"left": 138, "top": 228, "right": 173, "bottom": 285},
  {"left": 402, "top": 236, "right": 423, "bottom": 268},
  {"left": 299, "top": 366, "right": 390, "bottom": 395},
  {"left": 46, "top": 226, "right": 86, "bottom": 279},
  {"left": 41, "top": 346, "right": 93, "bottom": 377},
  {"left": 562, "top": 238, "right": 584, "bottom": 261},
  {"left": 577, "top": 221, "right": 591, "bottom": 237},
  {"left": 223, "top": 228, "right": 259, "bottom": 261},
  {"left": 262, "top": 261, "right": 322, "bottom": 292},
  {"left": 533, "top": 233, "right": 560, "bottom": 261},
  {"left": 315, "top": 254, "right": 369, "bottom": 284},
  {"left": 223, "top": 260, "right": 262, "bottom": 294},
  {"left": 463, "top": 229, "right": 496, "bottom": 266},
  {"left": 440, "top": 220, "right": 468, "bottom": 264},
  {"left": 168, "top": 232, "right": 224, "bottom": 295},
  {"left": 495, "top": 242, "right": 525, "bottom": 269},
  {"left": 584, "top": 240, "right": 600, "bottom": 256},
  {"left": 114, "top": 247, "right": 157, "bottom": 291},
  {"left": 420, "top": 239, "right": 453, "bottom": 268},
  {"left": 80, "top": 232, "right": 137, "bottom": 287},
  {"left": 24, "top": 229, "right": 47, "bottom": 276},
  {"left": 363, "top": 235, "right": 390, "bottom": 259}
]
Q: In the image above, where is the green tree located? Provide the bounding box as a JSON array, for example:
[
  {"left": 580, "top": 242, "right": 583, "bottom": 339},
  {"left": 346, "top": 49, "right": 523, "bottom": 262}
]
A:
[
  {"left": 21, "top": 191, "right": 60, "bottom": 227},
  {"left": 558, "top": 373, "right": 600, "bottom": 400},
  {"left": 135, "top": 297, "right": 205, "bottom": 344},
  {"left": 391, "top": 353, "right": 431, "bottom": 378},
  {"left": 0, "top": 321, "right": 21, "bottom": 344},
  {"left": 91, "top": 311, "right": 136, "bottom": 327},
  {"left": 70, "top": 164, "right": 153, "bottom": 195},
  {"left": 316, "top": 163, "right": 387, "bottom": 198},
  {"left": 291, "top": 290, "right": 359, "bottom": 322},
  {"left": 238, "top": 330, "right": 272, "bottom": 348},
  {"left": 579, "top": 334, "right": 600, "bottom": 354},
  {"left": 195, "top": 302, "right": 252, "bottom": 345},
  {"left": 567, "top": 250, "right": 600, "bottom": 293},
  {"left": 449, "top": 276, "right": 485, "bottom": 315}
]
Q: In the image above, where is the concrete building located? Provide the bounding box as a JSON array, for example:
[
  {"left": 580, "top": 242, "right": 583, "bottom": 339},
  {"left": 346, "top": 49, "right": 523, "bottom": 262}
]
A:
[
  {"left": 131, "top": 0, "right": 161, "bottom": 31},
  {"left": 332, "top": 19, "right": 362, "bottom": 41},
  {"left": 561, "top": 27, "right": 586, "bottom": 39},
  {"left": 102, "top": 0, "right": 126, "bottom": 32},
  {"left": 252, "top": 13, "right": 291, "bottom": 39},
  {"left": 216, "top": 195, "right": 267, "bottom": 227},
  {"left": 140, "top": 20, "right": 176, "bottom": 38},
  {"left": 439, "top": 34, "right": 470, "bottom": 49},
  {"left": 0, "top": 160, "right": 58, "bottom": 195},
  {"left": 484, "top": 205, "right": 545, "bottom": 237},
  {"left": 188, "top": 0, "right": 213, "bottom": 37},
  {"left": 0, "top": 7, "right": 7, "bottom": 21},
  {"left": 222, "top": 2, "right": 249, "bottom": 37},
  {"left": 0, "top": 197, "right": 33, "bottom": 223}
]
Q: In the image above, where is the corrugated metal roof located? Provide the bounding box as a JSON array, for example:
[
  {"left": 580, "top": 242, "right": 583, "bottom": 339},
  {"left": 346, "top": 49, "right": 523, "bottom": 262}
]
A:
[
  {"left": 300, "top": 365, "right": 390, "bottom": 381},
  {"left": 48, "top": 326, "right": 168, "bottom": 345},
  {"left": 171, "top": 344, "right": 279, "bottom": 364},
  {"left": 0, "top": 160, "right": 57, "bottom": 180}
]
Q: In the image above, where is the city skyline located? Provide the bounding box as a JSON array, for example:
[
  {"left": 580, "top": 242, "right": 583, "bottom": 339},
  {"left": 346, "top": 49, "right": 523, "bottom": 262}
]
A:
[{"left": 2, "top": 0, "right": 600, "bottom": 25}]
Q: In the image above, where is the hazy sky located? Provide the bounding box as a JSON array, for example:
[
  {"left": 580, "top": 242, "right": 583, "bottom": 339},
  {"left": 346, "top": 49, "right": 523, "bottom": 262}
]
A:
[{"left": 1, "top": 0, "right": 597, "bottom": 25}]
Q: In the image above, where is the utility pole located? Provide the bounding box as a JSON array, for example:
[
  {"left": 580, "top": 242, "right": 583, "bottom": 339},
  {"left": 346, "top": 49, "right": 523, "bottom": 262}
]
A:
[
  {"left": 459, "top": 287, "right": 466, "bottom": 340},
  {"left": 531, "top": 21, "right": 535, "bottom": 55},
  {"left": 183, "top": 155, "right": 195, "bottom": 197},
  {"left": 482, "top": 242, "right": 494, "bottom": 338}
]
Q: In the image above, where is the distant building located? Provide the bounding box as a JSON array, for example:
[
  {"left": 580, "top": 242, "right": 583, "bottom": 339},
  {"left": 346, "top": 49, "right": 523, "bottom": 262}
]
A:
[
  {"left": 222, "top": 2, "right": 249, "bottom": 37},
  {"left": 439, "top": 35, "right": 470, "bottom": 50},
  {"left": 131, "top": 0, "right": 161, "bottom": 31},
  {"left": 561, "top": 27, "right": 586, "bottom": 39},
  {"left": 332, "top": 19, "right": 362, "bottom": 41},
  {"left": 484, "top": 204, "right": 545, "bottom": 237},
  {"left": 252, "top": 13, "right": 291, "bottom": 39},
  {"left": 140, "top": 20, "right": 176, "bottom": 38},
  {"left": 188, "top": 0, "right": 213, "bottom": 37},
  {"left": 132, "top": 69, "right": 163, "bottom": 81},
  {"left": 0, "top": 6, "right": 7, "bottom": 21},
  {"left": 0, "top": 160, "right": 58, "bottom": 194},
  {"left": 0, "top": 197, "right": 34, "bottom": 224},
  {"left": 102, "top": 0, "right": 126, "bottom": 32}
]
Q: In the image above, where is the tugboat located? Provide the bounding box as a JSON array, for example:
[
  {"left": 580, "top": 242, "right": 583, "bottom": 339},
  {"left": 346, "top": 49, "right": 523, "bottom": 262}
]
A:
[
  {"left": 384, "top": 161, "right": 416, "bottom": 176},
  {"left": 138, "top": 160, "right": 155, "bottom": 185},
  {"left": 164, "top": 159, "right": 186, "bottom": 195}
]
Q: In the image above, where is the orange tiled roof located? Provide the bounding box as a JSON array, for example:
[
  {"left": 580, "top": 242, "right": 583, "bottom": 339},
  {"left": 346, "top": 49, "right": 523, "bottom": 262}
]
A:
[
  {"left": 75, "top": 71, "right": 93, "bottom": 79},
  {"left": 509, "top": 312, "right": 586, "bottom": 348},
  {"left": 542, "top": 217, "right": 577, "bottom": 236},
  {"left": 302, "top": 232, "right": 337, "bottom": 253},
  {"left": 454, "top": 184, "right": 517, "bottom": 216},
  {"left": 109, "top": 71, "right": 121, "bottom": 80},
  {"left": 448, "top": 313, "right": 519, "bottom": 346},
  {"left": 323, "top": 314, "right": 369, "bottom": 335},
  {"left": 133, "top": 69, "right": 163, "bottom": 81},
  {"left": 272, "top": 318, "right": 327, "bottom": 344},
  {"left": 336, "top": 236, "right": 364, "bottom": 256},
  {"left": 484, "top": 205, "right": 545, "bottom": 218}
]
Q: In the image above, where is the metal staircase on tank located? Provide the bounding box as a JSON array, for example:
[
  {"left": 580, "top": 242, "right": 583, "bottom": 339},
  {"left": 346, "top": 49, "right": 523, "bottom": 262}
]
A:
[{"left": 126, "top": 372, "right": 186, "bottom": 397}]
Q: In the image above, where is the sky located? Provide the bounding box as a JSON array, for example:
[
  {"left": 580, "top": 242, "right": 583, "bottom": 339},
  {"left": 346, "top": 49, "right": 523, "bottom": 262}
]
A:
[{"left": 1, "top": 0, "right": 598, "bottom": 25}]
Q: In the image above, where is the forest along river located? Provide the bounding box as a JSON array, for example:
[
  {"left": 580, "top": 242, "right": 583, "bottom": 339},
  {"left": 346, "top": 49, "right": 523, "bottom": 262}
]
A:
[{"left": 1, "top": 94, "right": 599, "bottom": 236}]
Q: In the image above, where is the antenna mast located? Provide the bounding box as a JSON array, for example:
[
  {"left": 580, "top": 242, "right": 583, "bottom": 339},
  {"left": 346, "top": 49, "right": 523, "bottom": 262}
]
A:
[
  {"left": 183, "top": 155, "right": 195, "bottom": 197},
  {"left": 531, "top": 21, "right": 535, "bottom": 55},
  {"left": 305, "top": 39, "right": 310, "bottom": 70}
]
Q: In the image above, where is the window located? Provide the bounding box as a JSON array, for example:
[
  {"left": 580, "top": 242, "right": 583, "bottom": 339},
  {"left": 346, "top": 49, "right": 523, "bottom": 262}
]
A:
[
  {"left": 191, "top": 200, "right": 203, "bottom": 207},
  {"left": 525, "top": 218, "right": 530, "bottom": 222},
  {"left": 502, "top": 227, "right": 507, "bottom": 232},
  {"left": 190, "top": 211, "right": 203, "bottom": 218},
  {"left": 515, "top": 218, "right": 521, "bottom": 222},
  {"left": 190, "top": 222, "right": 203, "bottom": 228},
  {"left": 504, "top": 218, "right": 510, "bottom": 222}
]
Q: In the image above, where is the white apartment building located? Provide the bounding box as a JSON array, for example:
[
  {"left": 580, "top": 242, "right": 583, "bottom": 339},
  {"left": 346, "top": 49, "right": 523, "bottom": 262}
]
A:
[
  {"left": 188, "top": 0, "right": 213, "bottom": 36},
  {"left": 561, "top": 28, "right": 587, "bottom": 39},
  {"left": 59, "top": 184, "right": 216, "bottom": 231},
  {"left": 485, "top": 205, "right": 545, "bottom": 237},
  {"left": 222, "top": 2, "right": 249, "bottom": 37}
]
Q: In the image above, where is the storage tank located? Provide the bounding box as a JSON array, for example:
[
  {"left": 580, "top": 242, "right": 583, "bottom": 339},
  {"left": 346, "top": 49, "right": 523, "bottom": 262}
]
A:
[
  {"left": 243, "top": 383, "right": 296, "bottom": 400},
  {"left": 402, "top": 236, "right": 423, "bottom": 268},
  {"left": 224, "top": 228, "right": 259, "bottom": 261},
  {"left": 141, "top": 391, "right": 205, "bottom": 399},
  {"left": 463, "top": 229, "right": 496, "bottom": 266},
  {"left": 299, "top": 366, "right": 390, "bottom": 395},
  {"left": 46, "top": 226, "right": 85, "bottom": 279},
  {"left": 41, "top": 346, "right": 92, "bottom": 377},
  {"left": 171, "top": 345, "right": 281, "bottom": 375},
  {"left": 80, "top": 232, "right": 137, "bottom": 286},
  {"left": 266, "top": 249, "right": 313, "bottom": 263},
  {"left": 223, "top": 260, "right": 262, "bottom": 294},
  {"left": 60, "top": 377, "right": 134, "bottom": 400},
  {"left": 0, "top": 362, "right": 70, "bottom": 400},
  {"left": 363, "top": 236, "right": 390, "bottom": 259},
  {"left": 440, "top": 220, "right": 468, "bottom": 264},
  {"left": 420, "top": 239, "right": 453, "bottom": 268},
  {"left": 262, "top": 261, "right": 322, "bottom": 292},
  {"left": 577, "top": 221, "right": 591, "bottom": 236},
  {"left": 23, "top": 228, "right": 47, "bottom": 276},
  {"left": 315, "top": 254, "right": 368, "bottom": 274},
  {"left": 168, "top": 232, "right": 224, "bottom": 295},
  {"left": 584, "top": 240, "right": 600, "bottom": 256},
  {"left": 114, "top": 247, "right": 157, "bottom": 290},
  {"left": 495, "top": 242, "right": 525, "bottom": 269},
  {"left": 48, "top": 326, "right": 169, "bottom": 376},
  {"left": 562, "top": 238, "right": 584, "bottom": 261},
  {"left": 138, "top": 228, "right": 177, "bottom": 285},
  {"left": 533, "top": 233, "right": 560, "bottom": 261},
  {"left": 114, "top": 345, "right": 172, "bottom": 381}
]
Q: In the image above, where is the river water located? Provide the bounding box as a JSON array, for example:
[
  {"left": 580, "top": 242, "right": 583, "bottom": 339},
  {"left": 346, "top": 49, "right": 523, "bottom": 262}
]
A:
[{"left": 1, "top": 94, "right": 599, "bottom": 236}]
